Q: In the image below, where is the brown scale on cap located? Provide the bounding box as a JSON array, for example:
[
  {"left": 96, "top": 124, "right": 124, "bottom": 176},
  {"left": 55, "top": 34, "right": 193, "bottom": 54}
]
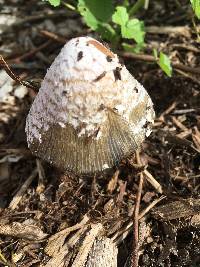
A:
[
  {"left": 93, "top": 71, "right": 107, "bottom": 82},
  {"left": 77, "top": 51, "right": 83, "bottom": 61},
  {"left": 87, "top": 40, "right": 115, "bottom": 58},
  {"left": 113, "top": 67, "right": 122, "bottom": 81}
]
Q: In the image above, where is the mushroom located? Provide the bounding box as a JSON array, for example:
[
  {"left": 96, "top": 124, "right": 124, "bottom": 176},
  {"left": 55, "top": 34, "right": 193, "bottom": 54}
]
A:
[{"left": 25, "top": 36, "right": 155, "bottom": 175}]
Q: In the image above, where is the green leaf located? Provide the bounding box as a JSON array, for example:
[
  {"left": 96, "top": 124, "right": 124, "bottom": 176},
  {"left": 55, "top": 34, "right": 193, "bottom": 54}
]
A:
[
  {"left": 190, "top": 0, "right": 200, "bottom": 19},
  {"left": 46, "top": 0, "right": 61, "bottom": 7},
  {"left": 112, "top": 6, "right": 129, "bottom": 26},
  {"left": 121, "top": 18, "right": 145, "bottom": 43},
  {"left": 158, "top": 52, "right": 172, "bottom": 77},
  {"left": 78, "top": 0, "right": 114, "bottom": 30}
]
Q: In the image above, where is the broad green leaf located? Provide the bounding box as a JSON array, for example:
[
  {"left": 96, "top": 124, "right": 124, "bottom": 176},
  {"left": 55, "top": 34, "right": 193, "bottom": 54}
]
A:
[
  {"left": 190, "top": 0, "right": 200, "bottom": 19},
  {"left": 158, "top": 52, "right": 172, "bottom": 77},
  {"left": 47, "top": 0, "right": 61, "bottom": 7},
  {"left": 112, "top": 6, "right": 129, "bottom": 26},
  {"left": 121, "top": 19, "right": 145, "bottom": 44},
  {"left": 78, "top": 0, "right": 114, "bottom": 30},
  {"left": 78, "top": 1, "right": 98, "bottom": 30}
]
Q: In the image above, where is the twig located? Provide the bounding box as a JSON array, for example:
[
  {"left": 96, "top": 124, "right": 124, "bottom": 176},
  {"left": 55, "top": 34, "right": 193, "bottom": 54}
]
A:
[
  {"left": 10, "top": 11, "right": 77, "bottom": 28},
  {"left": 122, "top": 52, "right": 200, "bottom": 75},
  {"left": 131, "top": 152, "right": 144, "bottom": 267},
  {"left": 112, "top": 196, "right": 165, "bottom": 245},
  {"left": 107, "top": 170, "right": 120, "bottom": 194},
  {"left": 173, "top": 108, "right": 197, "bottom": 115},
  {"left": 40, "top": 30, "right": 66, "bottom": 44},
  {"left": 138, "top": 195, "right": 166, "bottom": 219},
  {"left": 10, "top": 40, "right": 52, "bottom": 63},
  {"left": 175, "top": 68, "right": 200, "bottom": 85},
  {"left": 36, "top": 159, "right": 46, "bottom": 194},
  {"left": 146, "top": 25, "right": 191, "bottom": 37},
  {"left": 0, "top": 55, "right": 39, "bottom": 90},
  {"left": 9, "top": 168, "right": 38, "bottom": 210},
  {"left": 171, "top": 43, "right": 200, "bottom": 53},
  {"left": 143, "top": 170, "right": 163, "bottom": 194},
  {"left": 172, "top": 116, "right": 189, "bottom": 132},
  {"left": 156, "top": 101, "right": 177, "bottom": 124},
  {"left": 176, "top": 129, "right": 192, "bottom": 139}
]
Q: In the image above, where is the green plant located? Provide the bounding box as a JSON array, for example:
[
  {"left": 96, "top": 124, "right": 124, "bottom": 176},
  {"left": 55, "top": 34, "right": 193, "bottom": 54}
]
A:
[
  {"left": 44, "top": 0, "right": 61, "bottom": 7},
  {"left": 153, "top": 49, "right": 172, "bottom": 77},
  {"left": 43, "top": 0, "right": 172, "bottom": 77},
  {"left": 190, "top": 0, "right": 200, "bottom": 19}
]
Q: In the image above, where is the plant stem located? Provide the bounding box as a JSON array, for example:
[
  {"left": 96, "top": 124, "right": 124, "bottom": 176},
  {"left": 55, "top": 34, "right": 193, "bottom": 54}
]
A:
[
  {"left": 129, "top": 0, "right": 145, "bottom": 16},
  {"left": 62, "top": 1, "right": 76, "bottom": 11}
]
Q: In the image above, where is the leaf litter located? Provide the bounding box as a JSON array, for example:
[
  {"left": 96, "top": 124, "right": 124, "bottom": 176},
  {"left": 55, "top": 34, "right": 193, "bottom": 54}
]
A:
[{"left": 0, "top": 0, "right": 200, "bottom": 266}]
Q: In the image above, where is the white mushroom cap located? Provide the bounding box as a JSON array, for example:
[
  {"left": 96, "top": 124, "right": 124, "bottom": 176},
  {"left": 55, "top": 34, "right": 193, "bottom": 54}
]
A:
[{"left": 25, "top": 36, "right": 155, "bottom": 175}]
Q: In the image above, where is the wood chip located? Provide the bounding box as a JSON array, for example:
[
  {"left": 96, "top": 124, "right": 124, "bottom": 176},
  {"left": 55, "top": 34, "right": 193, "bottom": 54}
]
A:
[{"left": 152, "top": 198, "right": 200, "bottom": 221}]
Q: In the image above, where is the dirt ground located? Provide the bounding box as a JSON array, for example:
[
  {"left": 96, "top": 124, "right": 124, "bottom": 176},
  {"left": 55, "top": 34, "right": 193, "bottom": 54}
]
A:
[{"left": 0, "top": 0, "right": 200, "bottom": 266}]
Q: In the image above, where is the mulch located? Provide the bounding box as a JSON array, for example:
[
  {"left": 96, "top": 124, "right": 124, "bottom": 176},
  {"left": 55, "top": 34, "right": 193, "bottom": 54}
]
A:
[{"left": 0, "top": 0, "right": 200, "bottom": 266}]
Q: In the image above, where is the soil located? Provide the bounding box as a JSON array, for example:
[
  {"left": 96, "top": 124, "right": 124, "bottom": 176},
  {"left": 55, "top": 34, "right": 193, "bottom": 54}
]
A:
[{"left": 0, "top": 0, "right": 200, "bottom": 266}]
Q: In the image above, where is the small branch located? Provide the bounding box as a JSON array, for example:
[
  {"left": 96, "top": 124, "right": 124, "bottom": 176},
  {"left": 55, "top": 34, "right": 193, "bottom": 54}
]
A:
[
  {"left": 146, "top": 25, "right": 191, "bottom": 37},
  {"left": 40, "top": 29, "right": 89, "bottom": 44},
  {"left": 112, "top": 196, "right": 165, "bottom": 245},
  {"left": 131, "top": 152, "right": 144, "bottom": 267},
  {"left": 36, "top": 159, "right": 46, "bottom": 194},
  {"left": 143, "top": 170, "right": 163, "bottom": 194},
  {"left": 174, "top": 68, "right": 200, "bottom": 85},
  {"left": 40, "top": 30, "right": 66, "bottom": 44},
  {"left": 10, "top": 40, "right": 52, "bottom": 62},
  {"left": 0, "top": 55, "right": 39, "bottom": 90},
  {"left": 138, "top": 195, "right": 166, "bottom": 219},
  {"left": 122, "top": 52, "right": 200, "bottom": 75},
  {"left": 131, "top": 173, "right": 143, "bottom": 267}
]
